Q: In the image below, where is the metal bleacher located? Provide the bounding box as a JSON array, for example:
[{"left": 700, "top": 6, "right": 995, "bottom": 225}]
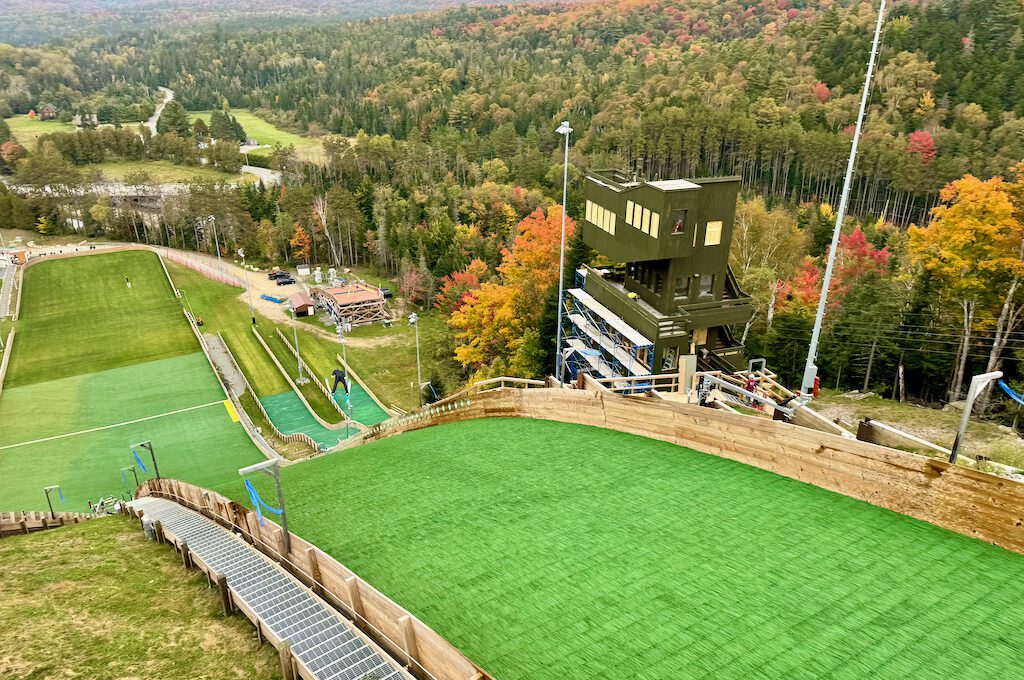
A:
[{"left": 128, "top": 497, "right": 407, "bottom": 680}]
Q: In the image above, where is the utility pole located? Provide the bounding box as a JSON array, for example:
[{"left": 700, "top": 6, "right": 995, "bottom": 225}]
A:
[
  {"left": 238, "top": 248, "right": 255, "bottom": 325},
  {"left": 291, "top": 303, "right": 308, "bottom": 384},
  {"left": 949, "top": 371, "right": 1003, "bottom": 464},
  {"left": 801, "top": 0, "right": 887, "bottom": 396},
  {"left": 554, "top": 120, "right": 573, "bottom": 383},
  {"left": 121, "top": 465, "right": 140, "bottom": 489},
  {"left": 409, "top": 313, "right": 422, "bottom": 408},
  {"left": 210, "top": 215, "right": 222, "bottom": 271}
]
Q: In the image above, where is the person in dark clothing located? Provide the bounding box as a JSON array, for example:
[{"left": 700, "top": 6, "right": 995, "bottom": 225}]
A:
[{"left": 330, "top": 368, "right": 348, "bottom": 394}]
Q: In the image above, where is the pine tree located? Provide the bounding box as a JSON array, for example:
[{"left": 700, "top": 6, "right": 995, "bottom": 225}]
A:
[{"left": 156, "top": 100, "right": 192, "bottom": 137}]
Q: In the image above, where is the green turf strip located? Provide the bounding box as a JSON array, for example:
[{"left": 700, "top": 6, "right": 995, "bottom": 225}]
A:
[
  {"left": 229, "top": 418, "right": 1024, "bottom": 679},
  {"left": 259, "top": 391, "right": 353, "bottom": 448},
  {"left": 6, "top": 251, "right": 196, "bottom": 388},
  {"left": 328, "top": 379, "right": 389, "bottom": 426},
  {"left": 0, "top": 353, "right": 263, "bottom": 511}
]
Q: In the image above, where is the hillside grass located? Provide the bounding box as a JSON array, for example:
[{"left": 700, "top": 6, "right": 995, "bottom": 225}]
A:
[
  {"left": 5, "top": 116, "right": 76, "bottom": 148},
  {"left": 232, "top": 417, "right": 1024, "bottom": 680},
  {"left": 0, "top": 516, "right": 280, "bottom": 679},
  {"left": 188, "top": 109, "right": 324, "bottom": 162}
]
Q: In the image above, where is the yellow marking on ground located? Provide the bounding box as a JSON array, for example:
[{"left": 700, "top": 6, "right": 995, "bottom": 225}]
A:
[{"left": 223, "top": 399, "right": 240, "bottom": 422}]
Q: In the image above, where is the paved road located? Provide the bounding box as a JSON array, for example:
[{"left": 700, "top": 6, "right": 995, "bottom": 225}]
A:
[
  {"left": 241, "top": 164, "right": 282, "bottom": 185},
  {"left": 144, "top": 86, "right": 174, "bottom": 136}
]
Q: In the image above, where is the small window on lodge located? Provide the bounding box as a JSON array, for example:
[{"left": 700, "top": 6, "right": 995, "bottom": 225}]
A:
[
  {"left": 625, "top": 200, "right": 634, "bottom": 225},
  {"left": 699, "top": 273, "right": 715, "bottom": 298},
  {"left": 608, "top": 212, "right": 616, "bottom": 235},
  {"left": 705, "top": 220, "right": 723, "bottom": 246},
  {"left": 585, "top": 200, "right": 594, "bottom": 224},
  {"left": 671, "top": 209, "right": 687, "bottom": 235},
  {"left": 641, "top": 207, "right": 650, "bottom": 234},
  {"left": 633, "top": 202, "right": 642, "bottom": 227},
  {"left": 650, "top": 212, "right": 660, "bottom": 238}
]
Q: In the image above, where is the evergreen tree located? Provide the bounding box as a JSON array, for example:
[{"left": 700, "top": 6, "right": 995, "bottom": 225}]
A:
[{"left": 156, "top": 100, "right": 191, "bottom": 137}]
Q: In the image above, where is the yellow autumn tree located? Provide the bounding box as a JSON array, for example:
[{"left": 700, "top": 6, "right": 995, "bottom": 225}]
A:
[{"left": 909, "top": 175, "right": 1024, "bottom": 402}]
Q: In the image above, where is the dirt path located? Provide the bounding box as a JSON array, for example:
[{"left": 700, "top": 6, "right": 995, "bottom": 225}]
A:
[{"left": 144, "top": 87, "right": 174, "bottom": 136}]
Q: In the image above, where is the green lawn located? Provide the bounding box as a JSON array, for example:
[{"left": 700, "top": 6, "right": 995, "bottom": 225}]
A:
[
  {"left": 231, "top": 418, "right": 1024, "bottom": 679},
  {"left": 88, "top": 160, "right": 253, "bottom": 184},
  {"left": 0, "top": 517, "right": 280, "bottom": 679},
  {"left": 6, "top": 251, "right": 196, "bottom": 388},
  {"left": 0, "top": 251, "right": 264, "bottom": 511},
  {"left": 188, "top": 109, "right": 324, "bottom": 162},
  {"left": 5, "top": 116, "right": 76, "bottom": 148}
]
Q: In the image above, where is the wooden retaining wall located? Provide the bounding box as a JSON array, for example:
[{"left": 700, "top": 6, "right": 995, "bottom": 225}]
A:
[
  {"left": 134, "top": 478, "right": 489, "bottom": 680},
  {"left": 0, "top": 329, "right": 14, "bottom": 401},
  {"left": 360, "top": 387, "right": 1024, "bottom": 555},
  {"left": 0, "top": 511, "right": 94, "bottom": 538}
]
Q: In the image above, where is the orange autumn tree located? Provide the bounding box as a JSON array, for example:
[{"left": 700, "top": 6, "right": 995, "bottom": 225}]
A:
[
  {"left": 449, "top": 206, "right": 575, "bottom": 379},
  {"left": 290, "top": 224, "right": 311, "bottom": 262},
  {"left": 909, "top": 174, "right": 1024, "bottom": 403}
]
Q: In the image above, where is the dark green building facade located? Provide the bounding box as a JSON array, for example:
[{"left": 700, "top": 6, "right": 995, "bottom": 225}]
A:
[{"left": 563, "top": 169, "right": 753, "bottom": 380}]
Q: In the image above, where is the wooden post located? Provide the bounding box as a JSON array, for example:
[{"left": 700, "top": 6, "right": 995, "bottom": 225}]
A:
[
  {"left": 215, "top": 573, "right": 232, "bottom": 615},
  {"left": 344, "top": 576, "right": 364, "bottom": 619},
  {"left": 255, "top": 621, "right": 263, "bottom": 644},
  {"left": 180, "top": 541, "right": 192, "bottom": 571},
  {"left": 279, "top": 643, "right": 296, "bottom": 680},
  {"left": 152, "top": 519, "right": 164, "bottom": 545},
  {"left": 306, "top": 548, "right": 324, "bottom": 598},
  {"left": 398, "top": 615, "right": 419, "bottom": 667}
]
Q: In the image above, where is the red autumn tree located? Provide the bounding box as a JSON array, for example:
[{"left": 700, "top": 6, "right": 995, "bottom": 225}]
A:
[
  {"left": 780, "top": 227, "right": 889, "bottom": 310},
  {"left": 434, "top": 258, "right": 490, "bottom": 314},
  {"left": 906, "top": 129, "right": 936, "bottom": 164},
  {"left": 812, "top": 81, "right": 830, "bottom": 103}
]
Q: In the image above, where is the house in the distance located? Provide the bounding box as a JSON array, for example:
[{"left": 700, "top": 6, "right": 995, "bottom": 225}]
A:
[{"left": 39, "top": 104, "right": 59, "bottom": 120}]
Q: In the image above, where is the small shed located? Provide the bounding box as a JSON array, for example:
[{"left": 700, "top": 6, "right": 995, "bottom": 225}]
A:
[
  {"left": 288, "top": 291, "right": 316, "bottom": 317},
  {"left": 39, "top": 104, "right": 58, "bottom": 120}
]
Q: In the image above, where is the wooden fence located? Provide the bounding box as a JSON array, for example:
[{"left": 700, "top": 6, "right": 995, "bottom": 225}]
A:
[
  {"left": 133, "top": 478, "right": 490, "bottom": 680},
  {"left": 0, "top": 511, "right": 94, "bottom": 538},
  {"left": 358, "top": 387, "right": 1024, "bottom": 555},
  {"left": 0, "top": 329, "right": 14, "bottom": 401}
]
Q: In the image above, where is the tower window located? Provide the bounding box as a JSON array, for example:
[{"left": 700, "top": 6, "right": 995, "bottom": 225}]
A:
[
  {"left": 671, "top": 209, "right": 687, "bottom": 235},
  {"left": 705, "top": 220, "right": 723, "bottom": 246},
  {"left": 699, "top": 273, "right": 715, "bottom": 298}
]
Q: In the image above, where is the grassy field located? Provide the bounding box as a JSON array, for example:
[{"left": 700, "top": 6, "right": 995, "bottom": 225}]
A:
[
  {"left": 87, "top": 160, "right": 253, "bottom": 184},
  {"left": 188, "top": 109, "right": 324, "bottom": 162},
  {"left": 6, "top": 251, "right": 196, "bottom": 387},
  {"left": 231, "top": 418, "right": 1024, "bottom": 679},
  {"left": 5, "top": 116, "right": 76, "bottom": 148},
  {"left": 0, "top": 517, "right": 280, "bottom": 679},
  {"left": 0, "top": 252, "right": 263, "bottom": 510}
]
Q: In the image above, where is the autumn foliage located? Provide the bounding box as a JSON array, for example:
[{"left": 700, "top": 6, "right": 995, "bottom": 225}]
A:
[{"left": 449, "top": 206, "right": 575, "bottom": 379}]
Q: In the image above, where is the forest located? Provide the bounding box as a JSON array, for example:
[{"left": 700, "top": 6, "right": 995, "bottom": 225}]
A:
[{"left": 3, "top": 0, "right": 1024, "bottom": 421}]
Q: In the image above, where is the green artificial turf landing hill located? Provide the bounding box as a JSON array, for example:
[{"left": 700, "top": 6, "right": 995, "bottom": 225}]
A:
[{"left": 231, "top": 417, "right": 1024, "bottom": 680}]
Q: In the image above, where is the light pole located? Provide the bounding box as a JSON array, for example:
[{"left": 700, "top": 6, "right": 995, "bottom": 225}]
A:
[
  {"left": 209, "top": 215, "right": 222, "bottom": 271},
  {"left": 336, "top": 318, "right": 353, "bottom": 439},
  {"left": 554, "top": 120, "right": 573, "bottom": 384},
  {"left": 409, "top": 312, "right": 422, "bottom": 408},
  {"left": 291, "top": 303, "right": 308, "bottom": 384},
  {"left": 239, "top": 460, "right": 290, "bottom": 556},
  {"left": 949, "top": 370, "right": 1003, "bottom": 464},
  {"left": 44, "top": 485, "right": 62, "bottom": 519},
  {"left": 121, "top": 465, "right": 140, "bottom": 489},
  {"left": 801, "top": 0, "right": 887, "bottom": 396},
  {"left": 238, "top": 248, "right": 255, "bottom": 325},
  {"left": 131, "top": 440, "right": 160, "bottom": 479}
]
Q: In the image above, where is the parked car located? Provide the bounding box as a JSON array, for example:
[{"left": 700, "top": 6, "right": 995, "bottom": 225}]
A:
[
  {"left": 276, "top": 275, "right": 296, "bottom": 286},
  {"left": 268, "top": 269, "right": 288, "bottom": 280},
  {"left": 380, "top": 287, "right": 393, "bottom": 299}
]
